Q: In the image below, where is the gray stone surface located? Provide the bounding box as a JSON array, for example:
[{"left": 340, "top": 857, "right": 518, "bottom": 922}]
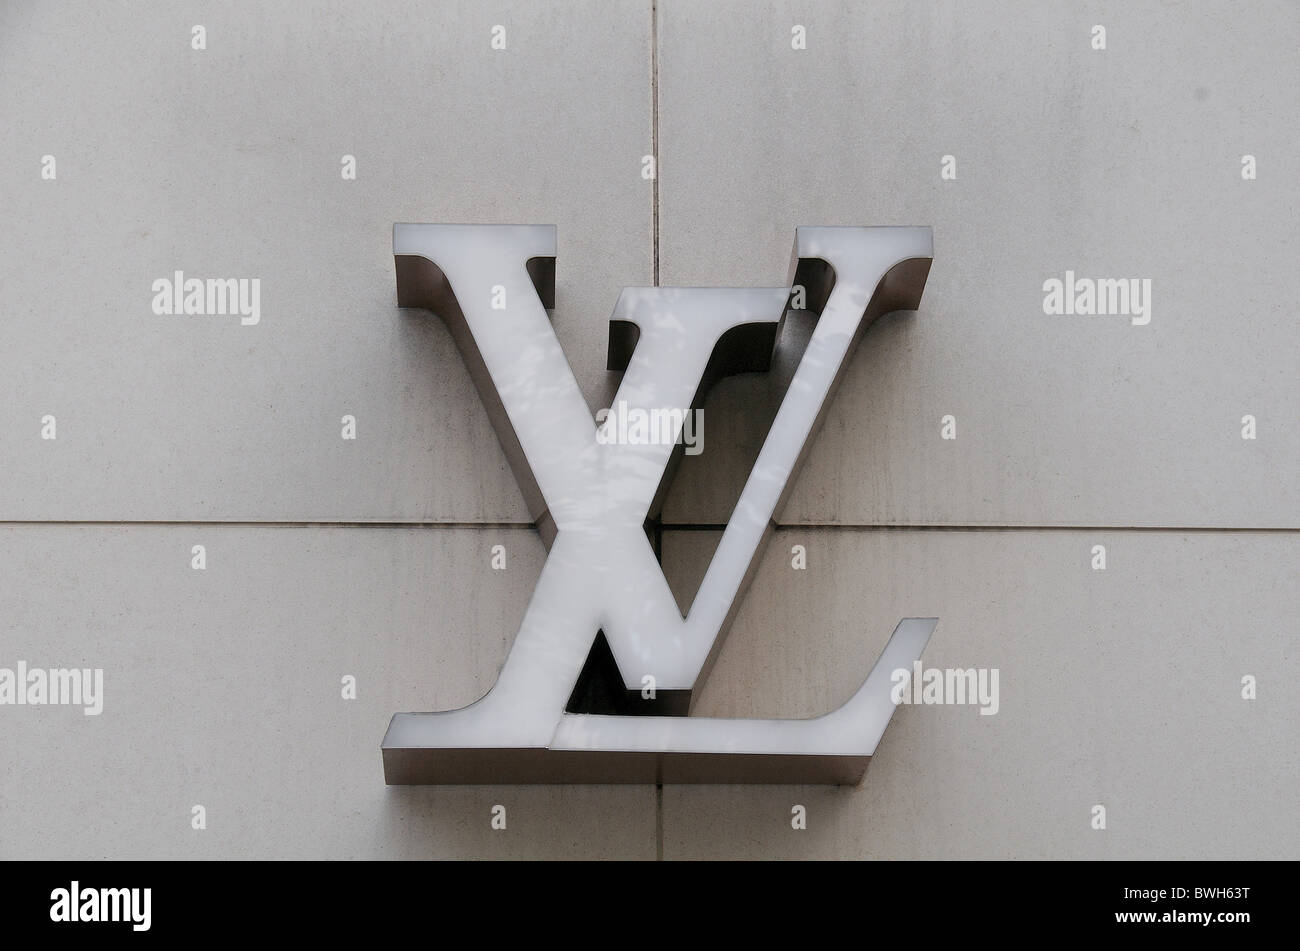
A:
[
  {"left": 0, "top": 524, "right": 655, "bottom": 859},
  {"left": 0, "top": 0, "right": 1294, "bottom": 861},
  {"left": 661, "top": 527, "right": 1296, "bottom": 859},
  {"left": 656, "top": 0, "right": 1300, "bottom": 528},
  {"left": 1, "top": 523, "right": 1290, "bottom": 859},
  {"left": 0, "top": 0, "right": 650, "bottom": 522}
]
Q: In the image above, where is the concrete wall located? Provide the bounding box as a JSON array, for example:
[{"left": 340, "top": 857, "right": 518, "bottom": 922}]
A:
[{"left": 1, "top": 0, "right": 1295, "bottom": 859}]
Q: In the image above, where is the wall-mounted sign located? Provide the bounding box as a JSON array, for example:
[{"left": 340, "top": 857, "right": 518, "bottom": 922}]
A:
[{"left": 383, "top": 224, "right": 935, "bottom": 784}]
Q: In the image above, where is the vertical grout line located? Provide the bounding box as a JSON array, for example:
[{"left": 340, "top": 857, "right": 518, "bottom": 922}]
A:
[
  {"left": 656, "top": 781, "right": 664, "bottom": 861},
  {"left": 651, "top": 0, "right": 660, "bottom": 287},
  {"left": 652, "top": 0, "right": 664, "bottom": 864}
]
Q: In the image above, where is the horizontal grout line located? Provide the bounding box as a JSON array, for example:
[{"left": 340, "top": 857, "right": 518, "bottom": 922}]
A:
[
  {"left": 665, "top": 524, "right": 1300, "bottom": 533},
  {"left": 0, "top": 520, "right": 535, "bottom": 529},
  {"left": 0, "top": 521, "right": 1296, "bottom": 533}
]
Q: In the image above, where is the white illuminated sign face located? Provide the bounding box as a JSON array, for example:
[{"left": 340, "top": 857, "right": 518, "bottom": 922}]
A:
[{"left": 384, "top": 224, "right": 935, "bottom": 784}]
